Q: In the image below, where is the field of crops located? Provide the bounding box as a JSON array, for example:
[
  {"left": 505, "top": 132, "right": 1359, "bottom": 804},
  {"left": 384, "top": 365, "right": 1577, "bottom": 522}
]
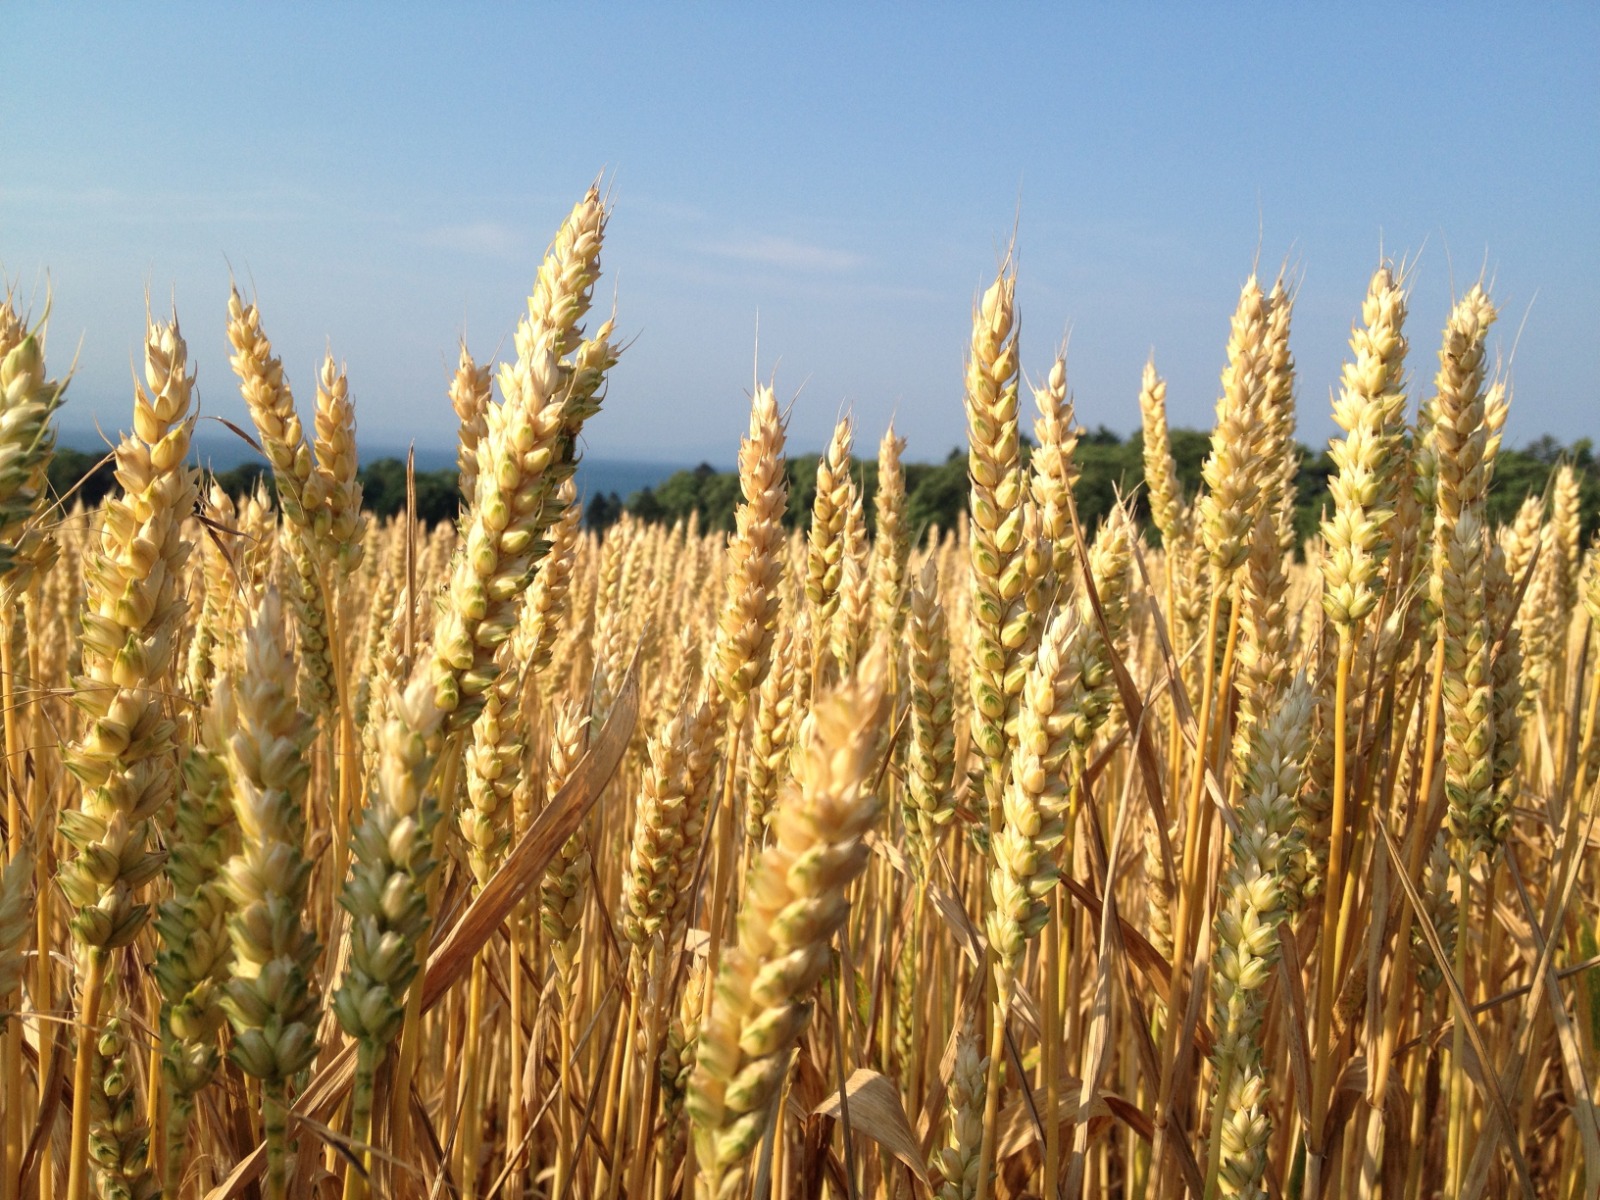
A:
[{"left": 0, "top": 183, "right": 1594, "bottom": 1200}]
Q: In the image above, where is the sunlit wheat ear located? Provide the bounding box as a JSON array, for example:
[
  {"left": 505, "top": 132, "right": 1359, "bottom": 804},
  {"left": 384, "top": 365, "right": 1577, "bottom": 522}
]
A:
[
  {"left": 0, "top": 320, "right": 66, "bottom": 591},
  {"left": 621, "top": 703, "right": 697, "bottom": 950},
  {"left": 714, "top": 382, "right": 789, "bottom": 710},
  {"left": 538, "top": 699, "right": 592, "bottom": 1007},
  {"left": 806, "top": 414, "right": 854, "bottom": 654},
  {"left": 451, "top": 341, "right": 493, "bottom": 512},
  {"left": 514, "top": 476, "right": 582, "bottom": 676},
  {"left": 904, "top": 557, "right": 956, "bottom": 876},
  {"left": 431, "top": 186, "right": 616, "bottom": 727},
  {"left": 153, "top": 684, "right": 237, "bottom": 1182},
  {"left": 688, "top": 649, "right": 889, "bottom": 1200},
  {"left": 227, "top": 288, "right": 327, "bottom": 528},
  {"left": 745, "top": 622, "right": 798, "bottom": 841},
  {"left": 1138, "top": 358, "right": 1184, "bottom": 548},
  {"left": 871, "top": 422, "right": 910, "bottom": 639},
  {"left": 1210, "top": 678, "right": 1312, "bottom": 1200},
  {"left": 59, "top": 314, "right": 198, "bottom": 951},
  {"left": 964, "top": 262, "right": 1026, "bottom": 830},
  {"left": 1549, "top": 463, "right": 1583, "bottom": 620},
  {"left": 88, "top": 1016, "right": 158, "bottom": 1200},
  {"left": 1322, "top": 263, "right": 1409, "bottom": 632},
  {"left": 313, "top": 351, "right": 366, "bottom": 574},
  {"left": 1260, "top": 277, "right": 1300, "bottom": 545},
  {"left": 1426, "top": 286, "right": 1504, "bottom": 856},
  {"left": 1199, "top": 276, "right": 1271, "bottom": 577},
  {"left": 1029, "top": 354, "right": 1080, "bottom": 579},
  {"left": 461, "top": 670, "right": 525, "bottom": 887},
  {"left": 830, "top": 478, "right": 871, "bottom": 675},
  {"left": 933, "top": 1016, "right": 986, "bottom": 1200},
  {"left": 218, "top": 586, "right": 320, "bottom": 1200}
]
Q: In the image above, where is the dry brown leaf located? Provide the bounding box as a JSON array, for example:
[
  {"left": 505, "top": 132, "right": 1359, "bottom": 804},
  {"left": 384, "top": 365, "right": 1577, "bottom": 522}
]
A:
[{"left": 812, "top": 1068, "right": 931, "bottom": 1188}]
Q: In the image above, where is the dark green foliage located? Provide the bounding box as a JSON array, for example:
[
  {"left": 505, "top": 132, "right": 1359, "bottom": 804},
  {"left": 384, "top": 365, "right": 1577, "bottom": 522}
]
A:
[
  {"left": 615, "top": 430, "right": 1600, "bottom": 552},
  {"left": 43, "top": 434, "right": 1600, "bottom": 547}
]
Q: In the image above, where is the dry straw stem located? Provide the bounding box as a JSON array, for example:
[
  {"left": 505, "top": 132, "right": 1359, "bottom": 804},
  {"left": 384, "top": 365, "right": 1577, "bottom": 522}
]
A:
[
  {"left": 688, "top": 649, "right": 889, "bottom": 1200},
  {"left": 0, "top": 848, "right": 30, "bottom": 1026}
]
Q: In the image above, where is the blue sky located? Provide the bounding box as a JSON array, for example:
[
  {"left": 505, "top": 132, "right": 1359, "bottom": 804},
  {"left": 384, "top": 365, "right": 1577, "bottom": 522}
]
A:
[{"left": 3, "top": 4, "right": 1596, "bottom": 465}]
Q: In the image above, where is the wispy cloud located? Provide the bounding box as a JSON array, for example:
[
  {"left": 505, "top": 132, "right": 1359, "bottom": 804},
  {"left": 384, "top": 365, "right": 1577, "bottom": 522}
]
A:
[
  {"left": 698, "top": 234, "right": 863, "bottom": 273},
  {"left": 417, "top": 221, "right": 529, "bottom": 256}
]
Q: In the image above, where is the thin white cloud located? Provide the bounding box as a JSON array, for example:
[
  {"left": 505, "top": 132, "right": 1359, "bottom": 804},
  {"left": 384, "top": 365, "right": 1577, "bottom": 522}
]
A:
[
  {"left": 699, "top": 234, "right": 863, "bottom": 273},
  {"left": 417, "top": 221, "right": 529, "bottom": 256}
]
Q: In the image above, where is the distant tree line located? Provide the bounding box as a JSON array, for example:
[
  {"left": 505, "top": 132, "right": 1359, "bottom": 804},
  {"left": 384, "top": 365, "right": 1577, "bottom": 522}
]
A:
[
  {"left": 588, "top": 428, "right": 1600, "bottom": 550},
  {"left": 47, "top": 431, "right": 1600, "bottom": 549}
]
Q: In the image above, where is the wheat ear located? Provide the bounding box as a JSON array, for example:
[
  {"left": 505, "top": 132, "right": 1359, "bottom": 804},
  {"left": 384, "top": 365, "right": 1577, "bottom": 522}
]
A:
[{"left": 687, "top": 650, "right": 889, "bottom": 1200}]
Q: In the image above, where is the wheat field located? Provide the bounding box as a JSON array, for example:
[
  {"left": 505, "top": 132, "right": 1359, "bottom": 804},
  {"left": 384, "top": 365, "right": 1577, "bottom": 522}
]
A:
[{"left": 0, "top": 183, "right": 1595, "bottom": 1200}]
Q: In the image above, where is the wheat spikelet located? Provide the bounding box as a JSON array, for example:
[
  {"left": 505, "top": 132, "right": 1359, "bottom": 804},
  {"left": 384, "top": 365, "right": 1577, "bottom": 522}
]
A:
[
  {"left": 1210, "top": 680, "right": 1312, "bottom": 1199},
  {"left": 514, "top": 475, "right": 582, "bottom": 677},
  {"left": 1139, "top": 359, "right": 1184, "bottom": 547},
  {"left": 431, "top": 186, "right": 614, "bottom": 725},
  {"left": 1198, "top": 278, "right": 1271, "bottom": 576},
  {"left": 88, "top": 1017, "right": 158, "bottom": 1200},
  {"left": 806, "top": 415, "right": 854, "bottom": 655},
  {"left": 622, "top": 703, "right": 698, "bottom": 949},
  {"left": 1260, "top": 278, "right": 1300, "bottom": 548},
  {"left": 871, "top": 422, "right": 911, "bottom": 640},
  {"left": 538, "top": 699, "right": 592, "bottom": 1006},
  {"left": 904, "top": 557, "right": 956, "bottom": 875},
  {"left": 218, "top": 587, "right": 320, "bottom": 1198},
  {"left": 58, "top": 315, "right": 198, "bottom": 952},
  {"left": 933, "top": 1017, "right": 986, "bottom": 1200},
  {"left": 989, "top": 508, "right": 1131, "bottom": 994},
  {"left": 714, "top": 383, "right": 789, "bottom": 708},
  {"left": 452, "top": 342, "right": 493, "bottom": 511},
  {"left": 745, "top": 623, "right": 798, "bottom": 840},
  {"left": 830, "top": 480, "right": 871, "bottom": 676},
  {"left": 1321, "top": 264, "right": 1409, "bottom": 630},
  {"left": 964, "top": 263, "right": 1027, "bottom": 819},
  {"left": 313, "top": 351, "right": 366, "bottom": 573},
  {"left": 0, "top": 322, "right": 66, "bottom": 589},
  {"left": 1030, "top": 355, "right": 1080, "bottom": 579},
  {"left": 152, "top": 689, "right": 236, "bottom": 1169},
  {"left": 687, "top": 652, "right": 888, "bottom": 1200}
]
